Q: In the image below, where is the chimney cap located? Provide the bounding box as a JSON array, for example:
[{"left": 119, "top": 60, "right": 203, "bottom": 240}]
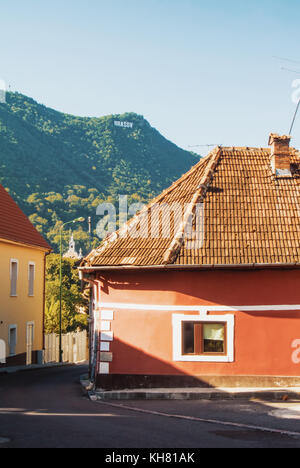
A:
[{"left": 268, "top": 133, "right": 291, "bottom": 146}]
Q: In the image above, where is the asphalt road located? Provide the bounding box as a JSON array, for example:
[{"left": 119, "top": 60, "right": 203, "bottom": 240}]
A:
[{"left": 0, "top": 364, "right": 299, "bottom": 448}]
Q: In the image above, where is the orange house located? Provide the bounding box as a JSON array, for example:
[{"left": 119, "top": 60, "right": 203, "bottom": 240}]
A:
[{"left": 80, "top": 134, "right": 300, "bottom": 389}]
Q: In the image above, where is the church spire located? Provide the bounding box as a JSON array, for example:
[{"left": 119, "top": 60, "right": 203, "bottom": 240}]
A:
[{"left": 63, "top": 231, "right": 83, "bottom": 260}]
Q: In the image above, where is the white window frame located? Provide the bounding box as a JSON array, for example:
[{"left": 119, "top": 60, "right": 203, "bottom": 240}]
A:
[
  {"left": 8, "top": 325, "right": 17, "bottom": 357},
  {"left": 10, "top": 259, "right": 19, "bottom": 297},
  {"left": 28, "top": 262, "right": 36, "bottom": 297},
  {"left": 172, "top": 314, "right": 235, "bottom": 363}
]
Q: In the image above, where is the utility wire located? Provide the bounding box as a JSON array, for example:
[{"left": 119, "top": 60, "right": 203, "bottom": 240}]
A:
[
  {"left": 281, "top": 66, "right": 300, "bottom": 75},
  {"left": 188, "top": 144, "right": 219, "bottom": 148},
  {"left": 273, "top": 56, "right": 300, "bottom": 65}
]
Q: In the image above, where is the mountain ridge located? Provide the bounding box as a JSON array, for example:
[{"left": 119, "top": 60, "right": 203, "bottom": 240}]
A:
[{"left": 0, "top": 92, "right": 197, "bottom": 252}]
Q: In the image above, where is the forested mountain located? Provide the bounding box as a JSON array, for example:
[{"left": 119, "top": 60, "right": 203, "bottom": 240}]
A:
[{"left": 0, "top": 92, "right": 197, "bottom": 252}]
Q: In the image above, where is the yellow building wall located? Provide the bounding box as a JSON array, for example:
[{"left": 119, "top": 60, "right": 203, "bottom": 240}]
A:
[{"left": 0, "top": 239, "right": 47, "bottom": 359}]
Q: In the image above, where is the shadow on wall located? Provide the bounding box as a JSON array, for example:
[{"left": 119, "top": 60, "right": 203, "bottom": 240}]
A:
[
  {"left": 96, "top": 337, "right": 300, "bottom": 391},
  {"left": 99, "top": 269, "right": 300, "bottom": 309},
  {"left": 97, "top": 336, "right": 219, "bottom": 390}
]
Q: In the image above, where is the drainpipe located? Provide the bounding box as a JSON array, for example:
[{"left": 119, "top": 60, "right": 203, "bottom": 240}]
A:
[
  {"left": 42, "top": 251, "right": 51, "bottom": 360},
  {"left": 79, "top": 271, "right": 99, "bottom": 382}
]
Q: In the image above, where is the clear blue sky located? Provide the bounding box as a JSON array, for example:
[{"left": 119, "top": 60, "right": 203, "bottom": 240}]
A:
[{"left": 1, "top": 0, "right": 300, "bottom": 154}]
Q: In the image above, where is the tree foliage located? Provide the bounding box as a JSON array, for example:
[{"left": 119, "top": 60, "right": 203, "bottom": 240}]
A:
[{"left": 45, "top": 254, "right": 88, "bottom": 334}]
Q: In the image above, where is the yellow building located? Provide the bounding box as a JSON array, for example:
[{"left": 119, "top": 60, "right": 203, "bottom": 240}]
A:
[{"left": 0, "top": 184, "right": 51, "bottom": 367}]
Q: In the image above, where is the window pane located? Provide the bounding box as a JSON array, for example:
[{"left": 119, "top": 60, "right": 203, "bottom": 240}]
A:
[
  {"left": 183, "top": 322, "right": 195, "bottom": 354},
  {"left": 11, "top": 262, "right": 18, "bottom": 296},
  {"left": 203, "top": 324, "right": 225, "bottom": 353},
  {"left": 29, "top": 264, "right": 35, "bottom": 296},
  {"left": 9, "top": 328, "right": 17, "bottom": 356}
]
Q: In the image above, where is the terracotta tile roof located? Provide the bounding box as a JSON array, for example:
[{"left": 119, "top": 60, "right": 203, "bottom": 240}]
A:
[
  {"left": 83, "top": 143, "right": 300, "bottom": 269},
  {"left": 0, "top": 184, "right": 51, "bottom": 251}
]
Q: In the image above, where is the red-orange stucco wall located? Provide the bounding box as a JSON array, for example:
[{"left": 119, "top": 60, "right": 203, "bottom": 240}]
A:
[{"left": 96, "top": 269, "right": 300, "bottom": 377}]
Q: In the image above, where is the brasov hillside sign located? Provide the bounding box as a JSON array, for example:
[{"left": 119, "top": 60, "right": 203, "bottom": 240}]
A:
[{"left": 114, "top": 121, "right": 133, "bottom": 129}]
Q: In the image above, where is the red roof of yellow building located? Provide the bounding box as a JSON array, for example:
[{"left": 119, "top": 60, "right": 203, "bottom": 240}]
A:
[{"left": 0, "top": 184, "right": 52, "bottom": 251}]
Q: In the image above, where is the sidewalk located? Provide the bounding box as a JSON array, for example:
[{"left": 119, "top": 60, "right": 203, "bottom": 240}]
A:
[{"left": 80, "top": 377, "right": 300, "bottom": 401}]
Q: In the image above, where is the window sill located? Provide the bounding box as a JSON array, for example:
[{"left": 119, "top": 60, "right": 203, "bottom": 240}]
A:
[{"left": 174, "top": 355, "right": 233, "bottom": 363}]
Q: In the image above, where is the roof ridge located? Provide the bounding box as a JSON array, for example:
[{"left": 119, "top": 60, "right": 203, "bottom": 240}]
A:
[
  {"left": 221, "top": 146, "right": 270, "bottom": 151},
  {"left": 162, "top": 147, "right": 222, "bottom": 265},
  {"left": 84, "top": 149, "right": 218, "bottom": 265}
]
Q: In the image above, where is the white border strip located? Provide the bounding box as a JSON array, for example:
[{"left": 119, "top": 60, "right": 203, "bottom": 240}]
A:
[{"left": 98, "top": 302, "right": 300, "bottom": 312}]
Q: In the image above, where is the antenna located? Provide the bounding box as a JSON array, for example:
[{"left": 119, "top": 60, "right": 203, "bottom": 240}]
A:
[
  {"left": 88, "top": 216, "right": 92, "bottom": 252},
  {"left": 289, "top": 100, "right": 300, "bottom": 135},
  {"left": 272, "top": 56, "right": 300, "bottom": 134}
]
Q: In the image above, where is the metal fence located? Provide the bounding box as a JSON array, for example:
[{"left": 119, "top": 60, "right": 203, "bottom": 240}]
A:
[{"left": 44, "top": 330, "right": 87, "bottom": 364}]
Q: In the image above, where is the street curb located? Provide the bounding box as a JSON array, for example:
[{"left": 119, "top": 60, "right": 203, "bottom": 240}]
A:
[
  {"left": 0, "top": 362, "right": 72, "bottom": 375},
  {"left": 92, "top": 389, "right": 300, "bottom": 402}
]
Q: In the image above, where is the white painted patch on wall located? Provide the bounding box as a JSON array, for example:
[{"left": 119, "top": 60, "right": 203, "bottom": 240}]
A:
[
  {"left": 101, "top": 310, "right": 114, "bottom": 320},
  {"left": 101, "top": 332, "right": 113, "bottom": 342},
  {"left": 99, "top": 362, "right": 110, "bottom": 374},
  {"left": 100, "top": 342, "right": 110, "bottom": 352},
  {"left": 97, "top": 310, "right": 115, "bottom": 375},
  {"left": 100, "top": 352, "right": 113, "bottom": 362},
  {"left": 100, "top": 321, "right": 111, "bottom": 332}
]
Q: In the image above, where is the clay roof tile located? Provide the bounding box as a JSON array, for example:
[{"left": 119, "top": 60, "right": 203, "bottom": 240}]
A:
[{"left": 0, "top": 185, "right": 51, "bottom": 251}]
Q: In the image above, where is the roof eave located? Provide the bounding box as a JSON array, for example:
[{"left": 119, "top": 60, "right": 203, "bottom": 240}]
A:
[
  {"left": 78, "top": 262, "right": 300, "bottom": 272},
  {"left": 0, "top": 236, "right": 52, "bottom": 252}
]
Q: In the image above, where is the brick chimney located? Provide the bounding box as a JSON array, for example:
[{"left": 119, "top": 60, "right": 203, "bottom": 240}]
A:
[{"left": 268, "top": 133, "right": 292, "bottom": 176}]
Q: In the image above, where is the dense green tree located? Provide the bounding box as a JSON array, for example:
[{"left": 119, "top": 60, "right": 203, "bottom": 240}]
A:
[{"left": 45, "top": 254, "right": 88, "bottom": 334}]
